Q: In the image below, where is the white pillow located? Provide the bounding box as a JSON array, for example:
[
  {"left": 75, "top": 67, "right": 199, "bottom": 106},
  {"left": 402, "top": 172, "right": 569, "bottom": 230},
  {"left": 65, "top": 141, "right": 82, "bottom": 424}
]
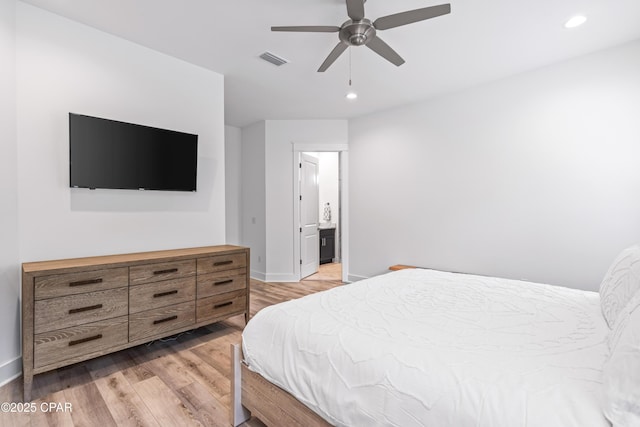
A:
[
  {"left": 599, "top": 245, "right": 640, "bottom": 328},
  {"left": 602, "top": 291, "right": 640, "bottom": 426}
]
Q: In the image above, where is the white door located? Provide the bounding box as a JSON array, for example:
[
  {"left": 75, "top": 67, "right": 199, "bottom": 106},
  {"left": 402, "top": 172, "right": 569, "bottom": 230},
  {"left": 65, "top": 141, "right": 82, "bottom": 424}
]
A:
[{"left": 300, "top": 153, "right": 319, "bottom": 279}]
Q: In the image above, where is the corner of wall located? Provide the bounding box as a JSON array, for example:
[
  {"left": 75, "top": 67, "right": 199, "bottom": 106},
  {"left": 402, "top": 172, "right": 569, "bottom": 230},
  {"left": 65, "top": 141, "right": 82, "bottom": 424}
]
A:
[
  {"left": 0, "top": 357, "right": 22, "bottom": 388},
  {"left": 0, "top": 0, "right": 21, "bottom": 387}
]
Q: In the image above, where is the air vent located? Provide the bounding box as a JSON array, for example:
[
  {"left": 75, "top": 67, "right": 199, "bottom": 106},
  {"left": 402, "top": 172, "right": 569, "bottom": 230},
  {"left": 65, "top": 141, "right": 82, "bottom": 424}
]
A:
[{"left": 260, "top": 51, "right": 289, "bottom": 66}]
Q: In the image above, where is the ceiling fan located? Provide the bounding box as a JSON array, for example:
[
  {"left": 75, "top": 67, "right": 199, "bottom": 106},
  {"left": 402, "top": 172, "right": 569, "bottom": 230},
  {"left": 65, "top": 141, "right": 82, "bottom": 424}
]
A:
[{"left": 271, "top": 0, "right": 451, "bottom": 72}]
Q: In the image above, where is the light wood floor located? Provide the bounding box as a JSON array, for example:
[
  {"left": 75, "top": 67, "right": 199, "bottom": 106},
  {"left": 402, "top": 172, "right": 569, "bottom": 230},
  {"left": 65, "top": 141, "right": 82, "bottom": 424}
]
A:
[
  {"left": 0, "top": 277, "right": 342, "bottom": 427},
  {"left": 303, "top": 263, "right": 341, "bottom": 282}
]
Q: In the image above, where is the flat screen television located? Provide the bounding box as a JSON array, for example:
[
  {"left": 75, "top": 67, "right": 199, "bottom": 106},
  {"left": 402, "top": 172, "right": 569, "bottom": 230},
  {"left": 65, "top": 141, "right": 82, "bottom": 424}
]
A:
[{"left": 69, "top": 113, "right": 198, "bottom": 192}]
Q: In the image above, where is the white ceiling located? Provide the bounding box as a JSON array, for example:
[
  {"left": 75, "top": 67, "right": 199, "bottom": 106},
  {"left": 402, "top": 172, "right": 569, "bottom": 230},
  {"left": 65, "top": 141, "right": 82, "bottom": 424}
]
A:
[{"left": 20, "top": 0, "right": 640, "bottom": 127}]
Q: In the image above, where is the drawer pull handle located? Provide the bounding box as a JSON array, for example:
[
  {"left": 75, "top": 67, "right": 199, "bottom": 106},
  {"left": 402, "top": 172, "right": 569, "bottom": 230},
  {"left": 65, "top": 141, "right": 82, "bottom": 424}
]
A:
[
  {"left": 213, "top": 260, "right": 233, "bottom": 267},
  {"left": 69, "top": 334, "right": 103, "bottom": 346},
  {"left": 153, "top": 290, "right": 178, "bottom": 298},
  {"left": 69, "top": 304, "right": 103, "bottom": 314},
  {"left": 153, "top": 315, "right": 178, "bottom": 325},
  {"left": 214, "top": 301, "right": 233, "bottom": 309},
  {"left": 153, "top": 268, "right": 178, "bottom": 275},
  {"left": 214, "top": 279, "right": 233, "bottom": 286},
  {"left": 69, "top": 278, "right": 103, "bottom": 287}
]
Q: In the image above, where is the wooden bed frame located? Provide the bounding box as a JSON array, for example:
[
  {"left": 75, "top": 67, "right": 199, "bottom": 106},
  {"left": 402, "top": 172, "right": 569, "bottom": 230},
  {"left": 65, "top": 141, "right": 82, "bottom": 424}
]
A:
[{"left": 230, "top": 343, "right": 330, "bottom": 427}]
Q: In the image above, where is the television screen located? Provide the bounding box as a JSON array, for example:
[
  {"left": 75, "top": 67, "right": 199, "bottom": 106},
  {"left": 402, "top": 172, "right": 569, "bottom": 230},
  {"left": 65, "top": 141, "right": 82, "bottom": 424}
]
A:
[{"left": 69, "top": 113, "right": 198, "bottom": 192}]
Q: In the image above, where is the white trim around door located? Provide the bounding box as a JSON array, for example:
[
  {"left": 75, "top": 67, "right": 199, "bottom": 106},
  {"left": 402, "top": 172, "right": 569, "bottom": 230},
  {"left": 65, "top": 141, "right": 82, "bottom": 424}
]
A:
[{"left": 292, "top": 143, "right": 349, "bottom": 283}]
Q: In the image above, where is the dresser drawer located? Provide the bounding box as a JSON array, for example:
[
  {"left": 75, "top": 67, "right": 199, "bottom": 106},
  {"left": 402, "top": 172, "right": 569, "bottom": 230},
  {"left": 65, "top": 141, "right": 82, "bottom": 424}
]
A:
[
  {"left": 129, "top": 301, "right": 195, "bottom": 342},
  {"left": 34, "top": 267, "right": 128, "bottom": 300},
  {"left": 34, "top": 287, "right": 128, "bottom": 334},
  {"left": 129, "top": 277, "right": 196, "bottom": 314},
  {"left": 34, "top": 315, "right": 128, "bottom": 369},
  {"left": 130, "top": 259, "right": 196, "bottom": 286},
  {"left": 196, "top": 289, "right": 246, "bottom": 323},
  {"left": 197, "top": 268, "right": 246, "bottom": 299},
  {"left": 197, "top": 253, "right": 246, "bottom": 275}
]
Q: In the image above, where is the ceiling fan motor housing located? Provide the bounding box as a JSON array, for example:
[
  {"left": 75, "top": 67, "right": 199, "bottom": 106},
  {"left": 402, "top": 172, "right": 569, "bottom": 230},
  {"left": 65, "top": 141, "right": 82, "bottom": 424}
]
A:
[{"left": 339, "top": 19, "right": 376, "bottom": 46}]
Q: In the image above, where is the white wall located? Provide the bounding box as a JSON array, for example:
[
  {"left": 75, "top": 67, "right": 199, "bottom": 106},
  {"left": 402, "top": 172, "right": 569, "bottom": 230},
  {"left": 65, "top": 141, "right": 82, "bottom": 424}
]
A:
[
  {"left": 349, "top": 39, "right": 640, "bottom": 291},
  {"left": 16, "top": 4, "right": 226, "bottom": 264},
  {"left": 225, "top": 125, "right": 242, "bottom": 245},
  {"left": 0, "top": 0, "right": 20, "bottom": 385},
  {"left": 264, "top": 120, "right": 348, "bottom": 281},
  {"left": 241, "top": 121, "right": 266, "bottom": 279},
  {"left": 316, "top": 152, "right": 340, "bottom": 227},
  {"left": 238, "top": 120, "right": 347, "bottom": 281}
]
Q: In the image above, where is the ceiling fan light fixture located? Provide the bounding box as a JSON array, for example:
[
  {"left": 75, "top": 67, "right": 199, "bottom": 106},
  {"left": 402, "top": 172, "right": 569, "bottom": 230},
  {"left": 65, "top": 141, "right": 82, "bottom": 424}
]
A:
[
  {"left": 345, "top": 91, "right": 358, "bottom": 100},
  {"left": 564, "top": 15, "right": 587, "bottom": 29}
]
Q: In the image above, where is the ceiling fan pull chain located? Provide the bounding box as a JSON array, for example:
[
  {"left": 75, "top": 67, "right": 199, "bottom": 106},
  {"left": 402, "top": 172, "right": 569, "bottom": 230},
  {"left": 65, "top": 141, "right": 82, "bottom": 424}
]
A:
[{"left": 349, "top": 47, "right": 352, "bottom": 87}]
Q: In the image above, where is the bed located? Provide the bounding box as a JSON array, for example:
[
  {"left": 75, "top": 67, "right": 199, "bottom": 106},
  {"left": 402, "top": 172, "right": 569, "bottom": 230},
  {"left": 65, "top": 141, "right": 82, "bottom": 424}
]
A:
[{"left": 231, "top": 248, "right": 640, "bottom": 427}]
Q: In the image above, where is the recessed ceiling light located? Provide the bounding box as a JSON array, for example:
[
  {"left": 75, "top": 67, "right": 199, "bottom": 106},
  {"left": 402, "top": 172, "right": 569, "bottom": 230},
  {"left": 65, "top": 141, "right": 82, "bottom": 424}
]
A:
[
  {"left": 564, "top": 15, "right": 587, "bottom": 29},
  {"left": 345, "top": 91, "right": 358, "bottom": 101}
]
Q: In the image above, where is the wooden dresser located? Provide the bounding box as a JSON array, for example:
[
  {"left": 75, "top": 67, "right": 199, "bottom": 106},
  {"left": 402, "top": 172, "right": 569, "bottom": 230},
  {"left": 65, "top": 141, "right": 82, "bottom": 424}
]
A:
[{"left": 21, "top": 245, "right": 249, "bottom": 401}]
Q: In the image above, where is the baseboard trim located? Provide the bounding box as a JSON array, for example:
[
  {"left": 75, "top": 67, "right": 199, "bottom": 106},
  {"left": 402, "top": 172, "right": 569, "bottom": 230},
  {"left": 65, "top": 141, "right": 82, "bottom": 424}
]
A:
[
  {"left": 264, "top": 273, "right": 298, "bottom": 283},
  {"left": 250, "top": 270, "right": 266, "bottom": 282},
  {"left": 347, "top": 273, "right": 368, "bottom": 282},
  {"left": 0, "top": 356, "right": 22, "bottom": 387}
]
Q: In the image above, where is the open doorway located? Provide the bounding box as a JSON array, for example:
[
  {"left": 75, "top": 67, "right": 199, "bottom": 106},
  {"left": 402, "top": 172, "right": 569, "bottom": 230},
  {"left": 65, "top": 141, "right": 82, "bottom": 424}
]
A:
[
  {"left": 302, "top": 152, "right": 342, "bottom": 282},
  {"left": 292, "top": 144, "right": 349, "bottom": 283}
]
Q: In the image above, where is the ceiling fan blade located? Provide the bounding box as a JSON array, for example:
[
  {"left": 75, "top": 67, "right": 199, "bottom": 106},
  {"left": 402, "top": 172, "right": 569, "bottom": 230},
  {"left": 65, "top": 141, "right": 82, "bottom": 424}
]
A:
[
  {"left": 373, "top": 3, "right": 451, "bottom": 30},
  {"left": 346, "top": 0, "right": 365, "bottom": 21},
  {"left": 271, "top": 26, "right": 340, "bottom": 32},
  {"left": 318, "top": 43, "right": 349, "bottom": 72},
  {"left": 366, "top": 36, "right": 405, "bottom": 66}
]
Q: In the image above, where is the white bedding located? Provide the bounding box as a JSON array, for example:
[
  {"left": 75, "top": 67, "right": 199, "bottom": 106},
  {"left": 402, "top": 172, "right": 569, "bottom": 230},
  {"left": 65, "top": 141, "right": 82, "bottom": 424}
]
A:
[{"left": 242, "top": 268, "right": 611, "bottom": 427}]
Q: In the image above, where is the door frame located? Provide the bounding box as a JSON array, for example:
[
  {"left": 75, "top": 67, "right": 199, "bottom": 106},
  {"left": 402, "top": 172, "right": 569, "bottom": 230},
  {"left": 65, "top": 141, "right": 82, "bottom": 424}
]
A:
[{"left": 292, "top": 143, "right": 349, "bottom": 283}]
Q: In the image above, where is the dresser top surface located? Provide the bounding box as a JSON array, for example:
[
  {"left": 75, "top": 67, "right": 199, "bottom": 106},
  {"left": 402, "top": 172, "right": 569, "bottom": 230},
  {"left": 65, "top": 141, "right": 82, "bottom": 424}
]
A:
[{"left": 22, "top": 245, "right": 248, "bottom": 274}]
